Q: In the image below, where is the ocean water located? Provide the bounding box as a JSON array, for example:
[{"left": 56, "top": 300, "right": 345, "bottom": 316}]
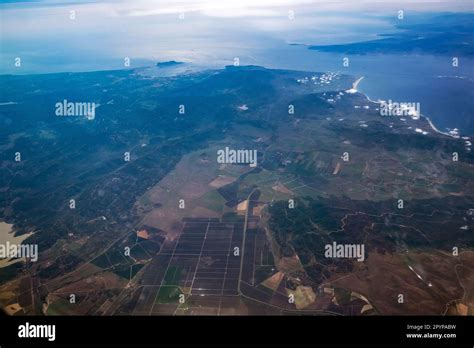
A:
[
  {"left": 188, "top": 45, "right": 474, "bottom": 135},
  {"left": 1, "top": 3, "right": 473, "bottom": 134}
]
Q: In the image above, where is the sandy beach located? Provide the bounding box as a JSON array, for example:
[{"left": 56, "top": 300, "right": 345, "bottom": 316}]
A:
[{"left": 0, "top": 221, "right": 33, "bottom": 268}]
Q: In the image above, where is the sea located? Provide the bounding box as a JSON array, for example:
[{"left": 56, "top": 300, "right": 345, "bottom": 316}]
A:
[{"left": 1, "top": 5, "right": 473, "bottom": 135}]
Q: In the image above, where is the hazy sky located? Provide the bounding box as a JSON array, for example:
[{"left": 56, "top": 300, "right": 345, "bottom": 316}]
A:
[{"left": 1, "top": 0, "right": 473, "bottom": 73}]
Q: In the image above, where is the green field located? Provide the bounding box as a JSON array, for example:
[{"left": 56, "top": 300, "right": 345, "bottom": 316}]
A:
[
  {"left": 155, "top": 285, "right": 183, "bottom": 304},
  {"left": 163, "top": 266, "right": 183, "bottom": 286}
]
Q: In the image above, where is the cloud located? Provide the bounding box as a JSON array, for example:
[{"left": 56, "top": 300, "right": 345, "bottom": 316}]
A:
[{"left": 2, "top": 0, "right": 473, "bottom": 21}]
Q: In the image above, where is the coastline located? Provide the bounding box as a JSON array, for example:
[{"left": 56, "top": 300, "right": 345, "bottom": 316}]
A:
[
  {"left": 353, "top": 76, "right": 364, "bottom": 90},
  {"left": 355, "top": 76, "right": 458, "bottom": 139},
  {"left": 425, "top": 116, "right": 452, "bottom": 137}
]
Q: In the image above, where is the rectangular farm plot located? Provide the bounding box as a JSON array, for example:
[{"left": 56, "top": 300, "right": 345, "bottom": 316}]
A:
[{"left": 162, "top": 219, "right": 244, "bottom": 297}]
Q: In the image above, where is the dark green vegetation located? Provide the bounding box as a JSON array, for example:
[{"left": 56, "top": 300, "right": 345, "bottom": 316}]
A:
[
  {"left": 0, "top": 65, "right": 341, "bottom": 284},
  {"left": 155, "top": 286, "right": 183, "bottom": 304},
  {"left": 0, "top": 64, "right": 473, "bottom": 315},
  {"left": 90, "top": 228, "right": 160, "bottom": 280},
  {"left": 269, "top": 195, "right": 474, "bottom": 283},
  {"left": 0, "top": 65, "right": 350, "bottom": 272}
]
